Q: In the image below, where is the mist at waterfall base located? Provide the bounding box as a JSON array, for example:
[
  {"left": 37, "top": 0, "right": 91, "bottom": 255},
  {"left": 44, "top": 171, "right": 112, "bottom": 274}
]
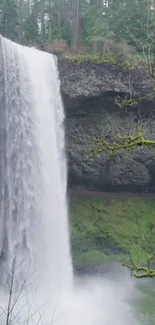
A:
[{"left": 0, "top": 37, "right": 140, "bottom": 325}]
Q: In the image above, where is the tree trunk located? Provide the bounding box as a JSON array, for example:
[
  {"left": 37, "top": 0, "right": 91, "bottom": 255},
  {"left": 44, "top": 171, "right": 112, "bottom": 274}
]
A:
[
  {"left": 19, "top": 0, "right": 24, "bottom": 43},
  {"left": 40, "top": 0, "right": 44, "bottom": 44},
  {"left": 72, "top": 0, "right": 80, "bottom": 46},
  {"left": 4, "top": 0, "right": 8, "bottom": 38},
  {"left": 75, "top": 0, "right": 80, "bottom": 45},
  {"left": 48, "top": 0, "right": 52, "bottom": 42}
]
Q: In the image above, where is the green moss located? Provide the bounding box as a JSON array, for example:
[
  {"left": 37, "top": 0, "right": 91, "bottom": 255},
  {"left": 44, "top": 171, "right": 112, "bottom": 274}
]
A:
[
  {"left": 63, "top": 53, "right": 144, "bottom": 70},
  {"left": 70, "top": 194, "right": 155, "bottom": 270},
  {"left": 121, "top": 58, "right": 145, "bottom": 71},
  {"left": 74, "top": 250, "right": 126, "bottom": 270},
  {"left": 64, "top": 54, "right": 116, "bottom": 64},
  {"left": 74, "top": 250, "right": 106, "bottom": 269}
]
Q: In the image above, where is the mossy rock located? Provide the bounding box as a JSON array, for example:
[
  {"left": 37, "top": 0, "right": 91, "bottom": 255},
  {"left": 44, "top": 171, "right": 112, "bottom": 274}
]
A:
[{"left": 63, "top": 53, "right": 143, "bottom": 70}]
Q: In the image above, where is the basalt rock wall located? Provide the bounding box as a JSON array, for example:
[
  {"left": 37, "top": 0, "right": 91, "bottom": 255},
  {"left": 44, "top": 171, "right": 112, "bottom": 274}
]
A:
[{"left": 58, "top": 58, "right": 155, "bottom": 192}]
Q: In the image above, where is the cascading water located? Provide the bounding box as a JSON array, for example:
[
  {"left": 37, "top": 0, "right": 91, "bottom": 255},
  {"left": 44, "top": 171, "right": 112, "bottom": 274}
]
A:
[
  {"left": 0, "top": 36, "right": 73, "bottom": 292},
  {"left": 0, "top": 36, "right": 142, "bottom": 325}
]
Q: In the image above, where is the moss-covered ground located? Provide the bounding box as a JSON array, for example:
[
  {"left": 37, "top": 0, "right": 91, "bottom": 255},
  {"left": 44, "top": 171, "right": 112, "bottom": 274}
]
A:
[
  {"left": 69, "top": 193, "right": 155, "bottom": 272},
  {"left": 64, "top": 54, "right": 116, "bottom": 64},
  {"left": 63, "top": 53, "right": 145, "bottom": 70}
]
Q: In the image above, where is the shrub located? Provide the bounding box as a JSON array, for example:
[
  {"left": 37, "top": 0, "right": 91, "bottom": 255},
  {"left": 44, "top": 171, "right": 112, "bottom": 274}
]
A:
[
  {"left": 74, "top": 250, "right": 107, "bottom": 269},
  {"left": 45, "top": 39, "right": 69, "bottom": 54},
  {"left": 103, "top": 40, "right": 136, "bottom": 63}
]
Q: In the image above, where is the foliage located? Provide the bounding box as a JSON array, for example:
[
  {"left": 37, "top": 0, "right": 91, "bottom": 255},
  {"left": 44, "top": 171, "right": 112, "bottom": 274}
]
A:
[
  {"left": 0, "top": 0, "right": 19, "bottom": 40},
  {"left": 74, "top": 250, "right": 108, "bottom": 269},
  {"left": 65, "top": 41, "right": 138, "bottom": 66},
  {"left": 1, "top": 0, "right": 155, "bottom": 59},
  {"left": 74, "top": 250, "right": 125, "bottom": 270},
  {"left": 82, "top": 3, "right": 108, "bottom": 46},
  {"left": 70, "top": 194, "right": 155, "bottom": 271},
  {"left": 102, "top": 40, "right": 136, "bottom": 63},
  {"left": 24, "top": 11, "right": 40, "bottom": 43},
  {"left": 65, "top": 54, "right": 116, "bottom": 64}
]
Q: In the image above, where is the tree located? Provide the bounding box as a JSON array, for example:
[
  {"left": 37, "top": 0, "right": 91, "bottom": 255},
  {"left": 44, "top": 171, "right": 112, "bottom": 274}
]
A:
[
  {"left": 1, "top": 0, "right": 154, "bottom": 52},
  {"left": 40, "top": 0, "right": 44, "bottom": 44},
  {"left": 124, "top": 253, "right": 155, "bottom": 278},
  {"left": 123, "top": 212, "right": 155, "bottom": 278},
  {"left": 24, "top": 1, "right": 40, "bottom": 44},
  {"left": 0, "top": 0, "right": 19, "bottom": 40},
  {"left": 0, "top": 254, "right": 58, "bottom": 325}
]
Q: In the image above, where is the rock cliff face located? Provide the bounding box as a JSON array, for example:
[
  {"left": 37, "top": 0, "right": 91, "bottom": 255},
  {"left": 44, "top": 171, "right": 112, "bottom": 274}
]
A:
[{"left": 58, "top": 58, "right": 155, "bottom": 192}]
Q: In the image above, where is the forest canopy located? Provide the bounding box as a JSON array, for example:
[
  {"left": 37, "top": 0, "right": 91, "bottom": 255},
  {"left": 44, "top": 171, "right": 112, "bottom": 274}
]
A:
[{"left": 1, "top": 0, "right": 155, "bottom": 56}]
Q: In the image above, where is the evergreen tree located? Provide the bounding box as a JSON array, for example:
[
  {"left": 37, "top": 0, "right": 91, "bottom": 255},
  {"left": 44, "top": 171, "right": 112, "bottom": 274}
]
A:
[
  {"left": 0, "top": 0, "right": 155, "bottom": 56},
  {"left": 0, "top": 0, "right": 19, "bottom": 40}
]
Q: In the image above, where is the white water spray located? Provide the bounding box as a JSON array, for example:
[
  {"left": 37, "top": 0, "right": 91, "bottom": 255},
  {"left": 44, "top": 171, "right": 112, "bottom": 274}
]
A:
[{"left": 0, "top": 37, "right": 141, "bottom": 325}]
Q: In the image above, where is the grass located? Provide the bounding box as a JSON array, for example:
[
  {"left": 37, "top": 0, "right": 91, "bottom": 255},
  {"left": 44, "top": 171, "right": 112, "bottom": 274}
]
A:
[{"left": 69, "top": 194, "right": 155, "bottom": 271}]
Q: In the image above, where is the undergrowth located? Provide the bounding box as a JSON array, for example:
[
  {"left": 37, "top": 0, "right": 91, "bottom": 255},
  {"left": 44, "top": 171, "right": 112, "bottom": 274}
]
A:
[{"left": 70, "top": 194, "right": 155, "bottom": 271}]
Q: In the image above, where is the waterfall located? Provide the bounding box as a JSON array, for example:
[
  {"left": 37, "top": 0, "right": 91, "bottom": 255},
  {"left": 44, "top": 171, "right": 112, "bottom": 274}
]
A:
[
  {"left": 0, "top": 36, "right": 73, "bottom": 293},
  {"left": 0, "top": 37, "right": 140, "bottom": 325}
]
